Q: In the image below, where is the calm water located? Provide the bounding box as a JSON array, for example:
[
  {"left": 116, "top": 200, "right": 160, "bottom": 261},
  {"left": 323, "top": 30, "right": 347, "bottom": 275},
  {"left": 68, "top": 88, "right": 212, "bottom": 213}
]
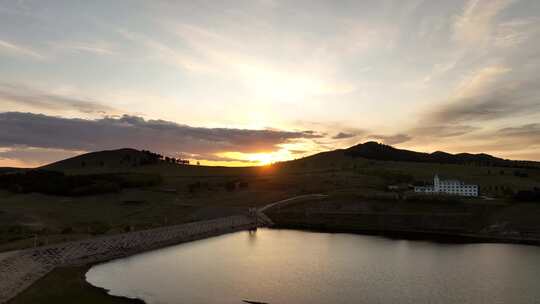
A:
[{"left": 86, "top": 229, "right": 540, "bottom": 304}]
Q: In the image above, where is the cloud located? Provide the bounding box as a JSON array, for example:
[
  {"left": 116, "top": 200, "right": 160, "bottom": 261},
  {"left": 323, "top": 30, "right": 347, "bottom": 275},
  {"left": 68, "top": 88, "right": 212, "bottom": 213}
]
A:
[
  {"left": 332, "top": 132, "right": 357, "bottom": 140},
  {"left": 367, "top": 134, "right": 412, "bottom": 145},
  {"left": 117, "top": 29, "right": 215, "bottom": 73},
  {"left": 453, "top": 0, "right": 515, "bottom": 45},
  {"left": 429, "top": 65, "right": 540, "bottom": 123},
  {"left": 411, "top": 125, "right": 479, "bottom": 138},
  {"left": 494, "top": 18, "right": 540, "bottom": 48},
  {"left": 439, "top": 123, "right": 540, "bottom": 158},
  {"left": 499, "top": 123, "right": 540, "bottom": 139},
  {"left": 431, "top": 81, "right": 540, "bottom": 123},
  {"left": 0, "top": 83, "right": 117, "bottom": 114},
  {"left": 288, "top": 149, "right": 308, "bottom": 155},
  {"left": 0, "top": 112, "right": 323, "bottom": 161},
  {"left": 0, "top": 39, "right": 44, "bottom": 59},
  {"left": 50, "top": 41, "right": 115, "bottom": 56}
]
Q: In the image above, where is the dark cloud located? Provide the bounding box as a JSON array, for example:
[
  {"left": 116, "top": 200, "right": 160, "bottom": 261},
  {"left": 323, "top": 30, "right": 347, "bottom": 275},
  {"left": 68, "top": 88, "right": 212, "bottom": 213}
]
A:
[
  {"left": 410, "top": 69, "right": 540, "bottom": 149},
  {"left": 332, "top": 132, "right": 357, "bottom": 139},
  {"left": 499, "top": 123, "right": 540, "bottom": 138},
  {"left": 0, "top": 112, "right": 322, "bottom": 159},
  {"left": 431, "top": 90, "right": 538, "bottom": 124},
  {"left": 0, "top": 83, "right": 116, "bottom": 114},
  {"left": 495, "top": 123, "right": 540, "bottom": 152},
  {"left": 368, "top": 134, "right": 412, "bottom": 145},
  {"left": 288, "top": 149, "right": 308, "bottom": 155}
]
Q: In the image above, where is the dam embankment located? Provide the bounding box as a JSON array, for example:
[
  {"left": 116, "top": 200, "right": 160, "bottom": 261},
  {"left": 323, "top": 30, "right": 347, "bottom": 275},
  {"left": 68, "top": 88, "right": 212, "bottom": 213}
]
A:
[{"left": 0, "top": 215, "right": 259, "bottom": 303}]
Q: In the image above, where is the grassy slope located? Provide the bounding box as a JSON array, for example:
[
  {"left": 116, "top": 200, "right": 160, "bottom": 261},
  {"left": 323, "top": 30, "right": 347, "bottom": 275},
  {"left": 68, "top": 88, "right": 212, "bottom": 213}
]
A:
[
  {"left": 280, "top": 149, "right": 540, "bottom": 192},
  {"left": 7, "top": 266, "right": 142, "bottom": 304}
]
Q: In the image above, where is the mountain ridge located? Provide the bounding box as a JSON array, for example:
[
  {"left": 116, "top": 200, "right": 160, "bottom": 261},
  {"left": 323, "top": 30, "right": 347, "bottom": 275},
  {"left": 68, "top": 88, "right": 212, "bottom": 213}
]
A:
[
  {"left": 6, "top": 142, "right": 538, "bottom": 172},
  {"left": 343, "top": 141, "right": 539, "bottom": 169}
]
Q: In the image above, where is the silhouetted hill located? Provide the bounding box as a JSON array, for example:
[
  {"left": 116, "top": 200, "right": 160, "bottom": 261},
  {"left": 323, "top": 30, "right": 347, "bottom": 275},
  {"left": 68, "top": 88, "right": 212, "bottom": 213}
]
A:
[
  {"left": 344, "top": 142, "right": 539, "bottom": 169},
  {"left": 41, "top": 148, "right": 164, "bottom": 171},
  {"left": 25, "top": 142, "right": 540, "bottom": 173}
]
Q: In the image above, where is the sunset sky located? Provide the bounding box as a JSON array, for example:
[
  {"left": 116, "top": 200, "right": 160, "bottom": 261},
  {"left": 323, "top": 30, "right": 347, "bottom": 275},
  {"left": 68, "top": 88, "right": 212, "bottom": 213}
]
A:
[{"left": 1, "top": 0, "right": 540, "bottom": 167}]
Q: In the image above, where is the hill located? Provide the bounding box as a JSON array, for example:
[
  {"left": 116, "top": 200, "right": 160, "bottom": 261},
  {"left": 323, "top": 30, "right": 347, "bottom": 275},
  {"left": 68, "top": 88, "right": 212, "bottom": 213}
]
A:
[
  {"left": 41, "top": 148, "right": 164, "bottom": 172},
  {"left": 343, "top": 142, "right": 539, "bottom": 169},
  {"left": 30, "top": 142, "right": 540, "bottom": 173}
]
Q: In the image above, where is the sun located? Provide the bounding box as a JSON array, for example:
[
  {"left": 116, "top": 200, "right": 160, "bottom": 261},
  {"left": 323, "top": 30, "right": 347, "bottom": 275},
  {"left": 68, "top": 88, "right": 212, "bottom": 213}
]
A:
[
  {"left": 217, "top": 149, "right": 293, "bottom": 166},
  {"left": 245, "top": 153, "right": 275, "bottom": 165}
]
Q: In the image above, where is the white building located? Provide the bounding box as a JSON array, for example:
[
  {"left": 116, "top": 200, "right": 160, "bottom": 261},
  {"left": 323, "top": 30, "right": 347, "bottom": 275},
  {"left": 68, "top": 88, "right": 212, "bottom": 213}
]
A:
[{"left": 414, "top": 175, "right": 478, "bottom": 197}]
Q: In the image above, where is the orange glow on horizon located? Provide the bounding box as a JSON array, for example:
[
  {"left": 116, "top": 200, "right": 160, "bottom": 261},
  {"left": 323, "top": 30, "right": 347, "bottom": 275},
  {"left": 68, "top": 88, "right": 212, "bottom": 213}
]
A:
[{"left": 219, "top": 149, "right": 294, "bottom": 165}]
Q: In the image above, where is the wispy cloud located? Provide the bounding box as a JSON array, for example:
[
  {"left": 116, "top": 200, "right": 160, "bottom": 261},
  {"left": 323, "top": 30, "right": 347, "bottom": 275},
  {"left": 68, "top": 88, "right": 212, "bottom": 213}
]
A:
[
  {"left": 50, "top": 41, "right": 115, "bottom": 56},
  {"left": 0, "top": 39, "right": 44, "bottom": 59},
  {"left": 117, "top": 28, "right": 215, "bottom": 73},
  {"left": 332, "top": 132, "right": 357, "bottom": 140},
  {"left": 429, "top": 65, "right": 540, "bottom": 123},
  {"left": 499, "top": 123, "right": 540, "bottom": 140},
  {"left": 453, "top": 0, "right": 516, "bottom": 46},
  {"left": 493, "top": 18, "right": 540, "bottom": 48},
  {"left": 0, "top": 83, "right": 117, "bottom": 114},
  {"left": 411, "top": 125, "right": 479, "bottom": 138}
]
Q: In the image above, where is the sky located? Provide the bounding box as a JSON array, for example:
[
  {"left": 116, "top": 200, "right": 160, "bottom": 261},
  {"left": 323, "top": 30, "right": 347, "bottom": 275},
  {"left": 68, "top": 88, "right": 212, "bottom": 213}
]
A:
[{"left": 1, "top": 0, "right": 540, "bottom": 167}]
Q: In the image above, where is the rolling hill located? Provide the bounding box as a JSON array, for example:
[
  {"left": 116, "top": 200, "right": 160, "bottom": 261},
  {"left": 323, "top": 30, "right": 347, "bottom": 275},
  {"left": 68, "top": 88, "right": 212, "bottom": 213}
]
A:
[
  {"left": 342, "top": 142, "right": 539, "bottom": 169},
  {"left": 41, "top": 148, "right": 162, "bottom": 172},
  {"left": 30, "top": 142, "right": 540, "bottom": 173}
]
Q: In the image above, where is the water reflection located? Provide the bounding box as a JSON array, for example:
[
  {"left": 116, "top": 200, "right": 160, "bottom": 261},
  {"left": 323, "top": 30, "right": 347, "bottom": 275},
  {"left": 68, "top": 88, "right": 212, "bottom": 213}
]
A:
[
  {"left": 87, "top": 229, "right": 540, "bottom": 304},
  {"left": 247, "top": 229, "right": 258, "bottom": 246}
]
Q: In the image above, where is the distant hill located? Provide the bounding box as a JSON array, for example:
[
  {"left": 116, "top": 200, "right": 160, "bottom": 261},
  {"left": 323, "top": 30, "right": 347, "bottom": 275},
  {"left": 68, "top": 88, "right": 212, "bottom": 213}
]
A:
[
  {"left": 41, "top": 148, "right": 164, "bottom": 171},
  {"left": 0, "top": 167, "right": 25, "bottom": 174},
  {"left": 29, "top": 142, "right": 540, "bottom": 173},
  {"left": 343, "top": 142, "right": 539, "bottom": 169}
]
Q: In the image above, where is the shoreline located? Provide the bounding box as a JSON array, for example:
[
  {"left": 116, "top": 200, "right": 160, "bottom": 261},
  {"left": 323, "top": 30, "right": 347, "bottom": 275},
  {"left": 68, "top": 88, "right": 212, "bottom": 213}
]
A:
[
  {"left": 73, "top": 223, "right": 540, "bottom": 304},
  {"left": 269, "top": 222, "right": 540, "bottom": 246},
  {"left": 83, "top": 265, "right": 146, "bottom": 304},
  {"left": 17, "top": 222, "right": 540, "bottom": 304}
]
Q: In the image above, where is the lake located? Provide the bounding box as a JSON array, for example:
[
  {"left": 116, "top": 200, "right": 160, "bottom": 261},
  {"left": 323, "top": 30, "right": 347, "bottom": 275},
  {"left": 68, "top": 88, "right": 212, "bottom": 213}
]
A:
[{"left": 86, "top": 228, "right": 540, "bottom": 304}]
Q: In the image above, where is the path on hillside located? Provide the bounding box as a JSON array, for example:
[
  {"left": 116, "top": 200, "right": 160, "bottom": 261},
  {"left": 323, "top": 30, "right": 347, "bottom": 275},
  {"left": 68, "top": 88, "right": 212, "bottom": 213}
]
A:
[{"left": 258, "top": 194, "right": 328, "bottom": 213}]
